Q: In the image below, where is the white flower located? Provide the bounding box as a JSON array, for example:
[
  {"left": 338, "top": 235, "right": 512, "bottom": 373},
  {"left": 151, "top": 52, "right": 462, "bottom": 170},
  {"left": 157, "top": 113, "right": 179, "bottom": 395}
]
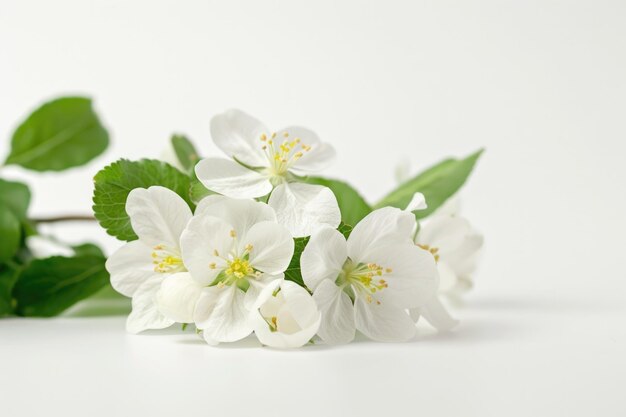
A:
[
  {"left": 156, "top": 196, "right": 294, "bottom": 345},
  {"left": 415, "top": 214, "right": 483, "bottom": 295},
  {"left": 194, "top": 109, "right": 340, "bottom": 237},
  {"left": 300, "top": 207, "right": 439, "bottom": 344},
  {"left": 250, "top": 279, "right": 321, "bottom": 349},
  {"left": 402, "top": 192, "right": 459, "bottom": 332},
  {"left": 105, "top": 186, "right": 192, "bottom": 333}
]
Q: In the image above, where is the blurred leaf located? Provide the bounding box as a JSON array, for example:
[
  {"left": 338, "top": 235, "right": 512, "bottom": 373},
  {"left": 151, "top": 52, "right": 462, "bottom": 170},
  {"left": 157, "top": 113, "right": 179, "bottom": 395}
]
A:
[
  {"left": 0, "top": 206, "right": 21, "bottom": 262},
  {"left": 0, "top": 264, "right": 20, "bottom": 316},
  {"left": 374, "top": 149, "right": 484, "bottom": 218},
  {"left": 5, "top": 96, "right": 109, "bottom": 171},
  {"left": 62, "top": 284, "right": 131, "bottom": 317},
  {"left": 92, "top": 159, "right": 193, "bottom": 241},
  {"left": 12, "top": 255, "right": 109, "bottom": 317},
  {"left": 171, "top": 134, "right": 200, "bottom": 173},
  {"left": 305, "top": 177, "right": 371, "bottom": 226},
  {"left": 0, "top": 179, "right": 31, "bottom": 219},
  {"left": 189, "top": 175, "right": 215, "bottom": 205},
  {"left": 72, "top": 242, "right": 105, "bottom": 257}
]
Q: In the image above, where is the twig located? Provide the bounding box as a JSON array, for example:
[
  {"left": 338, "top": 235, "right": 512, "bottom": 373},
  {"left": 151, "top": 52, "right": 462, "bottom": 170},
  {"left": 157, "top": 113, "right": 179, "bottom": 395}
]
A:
[{"left": 31, "top": 215, "right": 97, "bottom": 223}]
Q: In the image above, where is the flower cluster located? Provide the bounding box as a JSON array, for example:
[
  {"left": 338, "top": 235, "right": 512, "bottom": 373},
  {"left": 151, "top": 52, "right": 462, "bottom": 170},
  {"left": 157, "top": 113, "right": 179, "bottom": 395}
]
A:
[{"left": 104, "top": 109, "right": 483, "bottom": 348}]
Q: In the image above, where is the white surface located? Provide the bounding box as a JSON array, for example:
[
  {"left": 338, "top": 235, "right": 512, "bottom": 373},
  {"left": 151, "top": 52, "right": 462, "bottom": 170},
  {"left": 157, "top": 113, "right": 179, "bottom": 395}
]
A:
[{"left": 1, "top": 1, "right": 625, "bottom": 416}]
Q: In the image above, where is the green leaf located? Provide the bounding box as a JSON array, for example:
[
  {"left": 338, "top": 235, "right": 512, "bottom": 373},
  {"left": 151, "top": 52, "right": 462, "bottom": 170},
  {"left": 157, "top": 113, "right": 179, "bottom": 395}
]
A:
[
  {"left": 61, "top": 283, "right": 131, "bottom": 317},
  {"left": 284, "top": 222, "right": 353, "bottom": 288},
  {"left": 189, "top": 175, "right": 215, "bottom": 205},
  {"left": 171, "top": 134, "right": 200, "bottom": 173},
  {"left": 304, "top": 177, "right": 371, "bottom": 226},
  {"left": 284, "top": 236, "right": 310, "bottom": 287},
  {"left": 72, "top": 242, "right": 105, "bottom": 257},
  {"left": 0, "top": 264, "right": 20, "bottom": 316},
  {"left": 12, "top": 255, "right": 109, "bottom": 317},
  {"left": 0, "top": 206, "right": 21, "bottom": 262},
  {"left": 5, "top": 96, "right": 109, "bottom": 171},
  {"left": 92, "top": 159, "right": 193, "bottom": 241},
  {"left": 374, "top": 149, "right": 484, "bottom": 218},
  {"left": 0, "top": 179, "right": 31, "bottom": 219}
]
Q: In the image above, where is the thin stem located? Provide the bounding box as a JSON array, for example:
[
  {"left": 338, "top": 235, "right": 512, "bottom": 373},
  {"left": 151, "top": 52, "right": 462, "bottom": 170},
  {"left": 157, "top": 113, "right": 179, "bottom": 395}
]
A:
[{"left": 31, "top": 215, "right": 97, "bottom": 223}]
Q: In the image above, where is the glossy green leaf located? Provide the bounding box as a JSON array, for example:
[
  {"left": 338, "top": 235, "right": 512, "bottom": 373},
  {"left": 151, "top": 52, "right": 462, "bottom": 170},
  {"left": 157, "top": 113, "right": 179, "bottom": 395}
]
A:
[
  {"left": 12, "top": 255, "right": 109, "bottom": 317},
  {"left": 5, "top": 96, "right": 109, "bottom": 171},
  {"left": 305, "top": 177, "right": 371, "bottom": 226},
  {"left": 374, "top": 149, "right": 484, "bottom": 218},
  {"left": 92, "top": 159, "right": 193, "bottom": 241}
]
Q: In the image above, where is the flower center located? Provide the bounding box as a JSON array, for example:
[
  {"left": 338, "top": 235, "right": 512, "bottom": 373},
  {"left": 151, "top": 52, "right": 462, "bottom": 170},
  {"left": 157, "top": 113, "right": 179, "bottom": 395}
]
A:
[
  {"left": 210, "top": 231, "right": 260, "bottom": 290},
  {"left": 258, "top": 131, "right": 312, "bottom": 177},
  {"left": 151, "top": 245, "right": 184, "bottom": 273},
  {"left": 225, "top": 257, "right": 253, "bottom": 279},
  {"left": 417, "top": 243, "right": 440, "bottom": 263},
  {"left": 337, "top": 259, "right": 391, "bottom": 305}
]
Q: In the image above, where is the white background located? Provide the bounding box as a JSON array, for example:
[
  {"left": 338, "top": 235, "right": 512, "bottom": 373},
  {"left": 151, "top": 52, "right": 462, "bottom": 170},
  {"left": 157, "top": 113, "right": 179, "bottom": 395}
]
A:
[{"left": 1, "top": 1, "right": 625, "bottom": 416}]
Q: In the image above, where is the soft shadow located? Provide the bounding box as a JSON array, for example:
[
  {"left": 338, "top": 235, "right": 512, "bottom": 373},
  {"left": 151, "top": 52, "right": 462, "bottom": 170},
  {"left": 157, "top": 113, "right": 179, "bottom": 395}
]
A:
[
  {"left": 412, "top": 318, "right": 526, "bottom": 344},
  {"left": 458, "top": 294, "right": 618, "bottom": 314}
]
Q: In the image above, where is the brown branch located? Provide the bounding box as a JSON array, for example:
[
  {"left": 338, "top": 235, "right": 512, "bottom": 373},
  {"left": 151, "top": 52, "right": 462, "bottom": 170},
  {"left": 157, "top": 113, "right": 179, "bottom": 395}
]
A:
[{"left": 31, "top": 215, "right": 97, "bottom": 223}]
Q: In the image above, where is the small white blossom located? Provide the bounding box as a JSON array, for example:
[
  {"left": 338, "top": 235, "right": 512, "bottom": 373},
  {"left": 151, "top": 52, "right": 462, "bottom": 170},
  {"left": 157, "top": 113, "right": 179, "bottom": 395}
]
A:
[
  {"left": 194, "top": 109, "right": 340, "bottom": 237},
  {"left": 251, "top": 279, "right": 321, "bottom": 349},
  {"left": 106, "top": 186, "right": 192, "bottom": 333}
]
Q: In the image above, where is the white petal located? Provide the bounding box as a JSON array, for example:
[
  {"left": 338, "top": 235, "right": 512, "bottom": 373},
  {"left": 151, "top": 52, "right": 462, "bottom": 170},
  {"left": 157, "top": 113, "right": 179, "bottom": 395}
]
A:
[
  {"left": 411, "top": 296, "right": 458, "bottom": 332},
  {"left": 312, "top": 279, "right": 355, "bottom": 345},
  {"left": 280, "top": 280, "right": 321, "bottom": 329},
  {"left": 252, "top": 280, "right": 321, "bottom": 349},
  {"left": 194, "top": 285, "right": 252, "bottom": 343},
  {"left": 126, "top": 186, "right": 192, "bottom": 248},
  {"left": 291, "top": 143, "right": 336, "bottom": 173},
  {"left": 405, "top": 192, "right": 427, "bottom": 211},
  {"left": 195, "top": 158, "right": 272, "bottom": 199},
  {"left": 437, "top": 261, "right": 460, "bottom": 293},
  {"left": 195, "top": 195, "right": 277, "bottom": 239},
  {"left": 354, "top": 297, "right": 416, "bottom": 342},
  {"left": 268, "top": 183, "right": 341, "bottom": 238},
  {"left": 244, "top": 221, "right": 294, "bottom": 274},
  {"left": 347, "top": 207, "right": 415, "bottom": 262},
  {"left": 418, "top": 216, "right": 471, "bottom": 252},
  {"left": 300, "top": 227, "right": 347, "bottom": 291},
  {"left": 277, "top": 126, "right": 321, "bottom": 147},
  {"left": 367, "top": 243, "right": 439, "bottom": 308},
  {"left": 156, "top": 272, "right": 203, "bottom": 323},
  {"left": 244, "top": 273, "right": 283, "bottom": 310},
  {"left": 443, "top": 232, "right": 484, "bottom": 278},
  {"left": 210, "top": 109, "right": 269, "bottom": 166},
  {"left": 180, "top": 215, "right": 234, "bottom": 285},
  {"left": 106, "top": 240, "right": 157, "bottom": 297},
  {"left": 126, "top": 276, "right": 174, "bottom": 334}
]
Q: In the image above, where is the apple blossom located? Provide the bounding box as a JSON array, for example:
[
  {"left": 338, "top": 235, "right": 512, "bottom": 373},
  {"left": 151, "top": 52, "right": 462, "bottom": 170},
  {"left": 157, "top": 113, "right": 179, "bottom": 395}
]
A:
[
  {"left": 105, "top": 186, "right": 192, "bottom": 333},
  {"left": 156, "top": 196, "right": 294, "bottom": 345},
  {"left": 300, "top": 207, "right": 439, "bottom": 344},
  {"left": 194, "top": 109, "right": 340, "bottom": 237}
]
